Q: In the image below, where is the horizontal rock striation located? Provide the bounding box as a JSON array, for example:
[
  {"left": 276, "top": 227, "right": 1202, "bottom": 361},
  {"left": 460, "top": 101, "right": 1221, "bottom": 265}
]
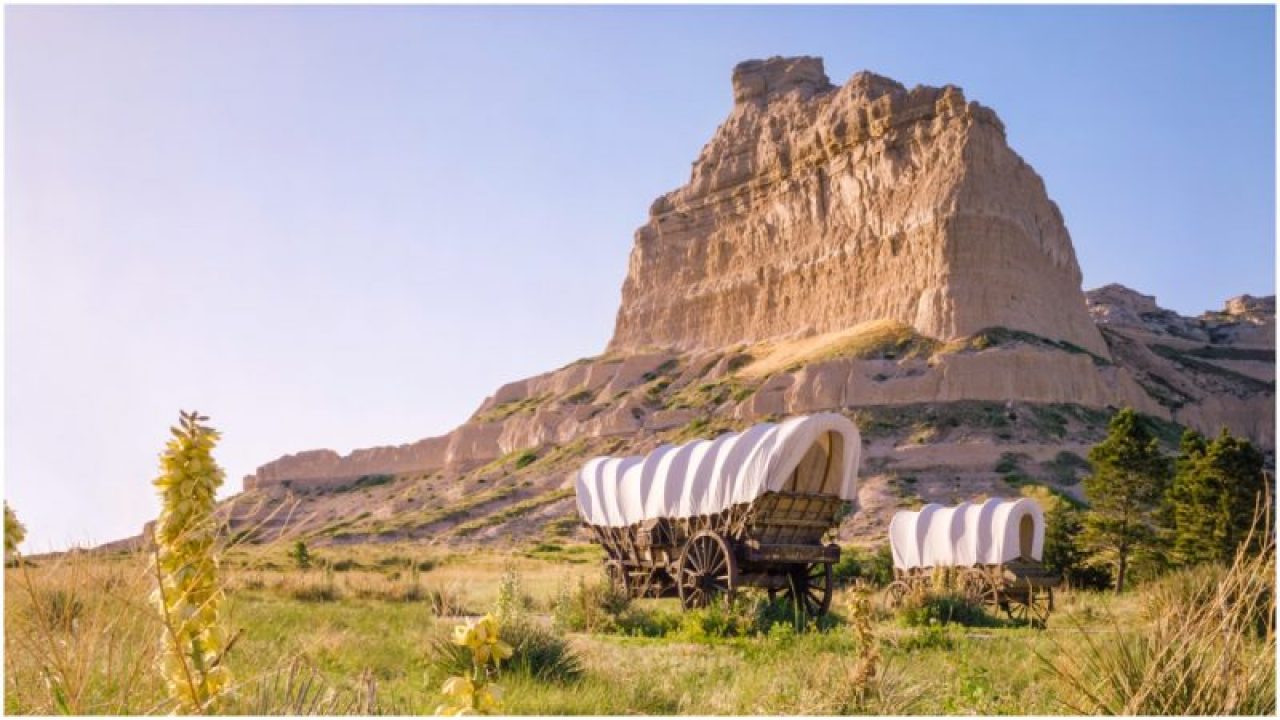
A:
[{"left": 608, "top": 56, "right": 1108, "bottom": 358}]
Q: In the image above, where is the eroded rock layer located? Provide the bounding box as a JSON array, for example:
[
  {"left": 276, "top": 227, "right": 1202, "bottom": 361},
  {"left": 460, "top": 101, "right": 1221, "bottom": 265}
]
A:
[{"left": 608, "top": 56, "right": 1108, "bottom": 358}]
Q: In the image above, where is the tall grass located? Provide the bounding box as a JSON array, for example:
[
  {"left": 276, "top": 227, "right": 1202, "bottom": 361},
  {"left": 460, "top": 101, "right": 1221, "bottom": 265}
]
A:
[
  {"left": 5, "top": 553, "right": 167, "bottom": 714},
  {"left": 1042, "top": 511, "right": 1276, "bottom": 714}
]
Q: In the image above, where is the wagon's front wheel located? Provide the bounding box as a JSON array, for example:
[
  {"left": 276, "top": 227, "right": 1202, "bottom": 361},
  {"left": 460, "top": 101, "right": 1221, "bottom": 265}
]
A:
[
  {"left": 961, "top": 568, "right": 997, "bottom": 607},
  {"left": 782, "top": 562, "right": 834, "bottom": 618},
  {"left": 884, "top": 580, "right": 910, "bottom": 609},
  {"left": 677, "top": 530, "right": 737, "bottom": 610},
  {"left": 604, "top": 559, "right": 630, "bottom": 598}
]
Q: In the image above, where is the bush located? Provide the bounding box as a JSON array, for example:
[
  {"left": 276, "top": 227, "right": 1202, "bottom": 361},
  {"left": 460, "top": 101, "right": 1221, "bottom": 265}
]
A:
[
  {"left": 676, "top": 595, "right": 827, "bottom": 641},
  {"left": 290, "top": 580, "right": 340, "bottom": 603},
  {"left": 897, "top": 621, "right": 960, "bottom": 651},
  {"left": 31, "top": 589, "right": 86, "bottom": 631},
  {"left": 426, "top": 584, "right": 469, "bottom": 617},
  {"left": 832, "top": 551, "right": 863, "bottom": 585},
  {"left": 896, "top": 592, "right": 993, "bottom": 628},
  {"left": 862, "top": 546, "right": 895, "bottom": 587},
  {"left": 831, "top": 546, "right": 894, "bottom": 588},
  {"left": 613, "top": 605, "right": 682, "bottom": 637},
  {"left": 551, "top": 575, "right": 630, "bottom": 633},
  {"left": 994, "top": 452, "right": 1029, "bottom": 475},
  {"left": 513, "top": 450, "right": 539, "bottom": 469}
]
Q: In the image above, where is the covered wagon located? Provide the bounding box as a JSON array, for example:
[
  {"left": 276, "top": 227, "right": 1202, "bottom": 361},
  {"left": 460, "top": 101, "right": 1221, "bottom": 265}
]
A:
[
  {"left": 574, "top": 413, "right": 861, "bottom": 616},
  {"left": 885, "top": 498, "right": 1059, "bottom": 625}
]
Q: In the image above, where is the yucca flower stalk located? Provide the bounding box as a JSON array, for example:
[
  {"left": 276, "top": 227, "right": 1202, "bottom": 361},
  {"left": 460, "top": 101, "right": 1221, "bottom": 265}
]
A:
[
  {"left": 435, "top": 614, "right": 513, "bottom": 715},
  {"left": 151, "top": 410, "right": 233, "bottom": 713}
]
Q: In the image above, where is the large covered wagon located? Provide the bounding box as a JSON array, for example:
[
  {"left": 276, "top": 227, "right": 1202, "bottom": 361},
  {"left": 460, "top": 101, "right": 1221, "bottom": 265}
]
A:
[
  {"left": 574, "top": 413, "right": 861, "bottom": 616},
  {"left": 885, "top": 498, "right": 1060, "bottom": 626}
]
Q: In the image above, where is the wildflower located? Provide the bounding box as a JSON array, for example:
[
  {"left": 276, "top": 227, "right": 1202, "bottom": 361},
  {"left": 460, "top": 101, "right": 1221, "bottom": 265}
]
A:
[
  {"left": 451, "top": 614, "right": 513, "bottom": 666},
  {"left": 151, "top": 411, "right": 233, "bottom": 713},
  {"left": 436, "top": 615, "right": 509, "bottom": 715}
]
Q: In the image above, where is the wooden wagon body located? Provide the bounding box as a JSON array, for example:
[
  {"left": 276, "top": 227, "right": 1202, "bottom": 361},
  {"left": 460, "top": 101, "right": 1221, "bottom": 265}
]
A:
[
  {"left": 576, "top": 413, "right": 861, "bottom": 616},
  {"left": 885, "top": 499, "right": 1061, "bottom": 626}
]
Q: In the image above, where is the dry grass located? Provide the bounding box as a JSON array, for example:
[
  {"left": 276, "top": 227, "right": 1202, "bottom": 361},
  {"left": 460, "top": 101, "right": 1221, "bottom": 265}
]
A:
[
  {"left": 4, "top": 553, "right": 168, "bottom": 714},
  {"left": 7, "top": 535, "right": 1276, "bottom": 715},
  {"left": 739, "top": 319, "right": 939, "bottom": 378},
  {"left": 1041, "top": 515, "right": 1276, "bottom": 715}
]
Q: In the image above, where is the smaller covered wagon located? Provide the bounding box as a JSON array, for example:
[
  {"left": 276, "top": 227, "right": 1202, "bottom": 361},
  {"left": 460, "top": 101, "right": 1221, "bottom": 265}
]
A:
[
  {"left": 886, "top": 498, "right": 1059, "bottom": 626},
  {"left": 574, "top": 413, "right": 861, "bottom": 616}
]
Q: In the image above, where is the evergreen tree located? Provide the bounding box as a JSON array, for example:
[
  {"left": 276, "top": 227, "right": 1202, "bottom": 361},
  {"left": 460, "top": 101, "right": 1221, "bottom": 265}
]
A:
[
  {"left": 4, "top": 502, "right": 26, "bottom": 560},
  {"left": 1168, "top": 427, "right": 1268, "bottom": 565},
  {"left": 1082, "top": 408, "right": 1170, "bottom": 593},
  {"left": 1042, "top": 501, "right": 1084, "bottom": 578},
  {"left": 290, "top": 540, "right": 312, "bottom": 570}
]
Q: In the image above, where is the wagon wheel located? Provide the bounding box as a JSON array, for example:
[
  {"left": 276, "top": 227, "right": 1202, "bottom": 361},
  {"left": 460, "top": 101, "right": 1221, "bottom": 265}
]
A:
[
  {"left": 1004, "top": 582, "right": 1051, "bottom": 628},
  {"left": 676, "top": 530, "right": 737, "bottom": 610},
  {"left": 781, "top": 562, "right": 834, "bottom": 618},
  {"left": 961, "top": 568, "right": 998, "bottom": 607},
  {"left": 884, "top": 580, "right": 911, "bottom": 609},
  {"left": 604, "top": 559, "right": 630, "bottom": 597}
]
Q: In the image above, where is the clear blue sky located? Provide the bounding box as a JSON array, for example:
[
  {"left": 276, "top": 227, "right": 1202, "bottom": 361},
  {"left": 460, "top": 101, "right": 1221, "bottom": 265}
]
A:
[{"left": 6, "top": 5, "right": 1274, "bottom": 551}]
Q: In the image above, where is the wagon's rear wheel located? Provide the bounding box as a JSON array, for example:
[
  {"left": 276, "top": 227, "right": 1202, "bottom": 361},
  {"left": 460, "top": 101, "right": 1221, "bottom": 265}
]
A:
[
  {"left": 884, "top": 580, "right": 911, "bottom": 609},
  {"left": 677, "top": 531, "right": 737, "bottom": 610},
  {"left": 1004, "top": 582, "right": 1051, "bottom": 628},
  {"left": 781, "top": 562, "right": 834, "bottom": 618}
]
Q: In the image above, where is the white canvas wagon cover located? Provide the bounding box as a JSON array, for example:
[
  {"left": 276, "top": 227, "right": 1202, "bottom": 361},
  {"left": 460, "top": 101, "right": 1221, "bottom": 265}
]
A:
[
  {"left": 888, "top": 498, "right": 1045, "bottom": 570},
  {"left": 574, "top": 413, "right": 862, "bottom": 528}
]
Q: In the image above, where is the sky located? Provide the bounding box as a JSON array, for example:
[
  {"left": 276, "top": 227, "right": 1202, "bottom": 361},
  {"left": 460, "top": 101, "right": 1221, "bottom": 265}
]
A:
[{"left": 5, "top": 4, "right": 1275, "bottom": 552}]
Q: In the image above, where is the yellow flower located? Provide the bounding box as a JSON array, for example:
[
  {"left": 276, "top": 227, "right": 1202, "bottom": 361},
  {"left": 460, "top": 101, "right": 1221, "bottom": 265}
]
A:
[
  {"left": 451, "top": 615, "right": 513, "bottom": 667},
  {"left": 452, "top": 623, "right": 478, "bottom": 648},
  {"left": 477, "top": 683, "right": 503, "bottom": 711},
  {"left": 441, "top": 675, "right": 474, "bottom": 700}
]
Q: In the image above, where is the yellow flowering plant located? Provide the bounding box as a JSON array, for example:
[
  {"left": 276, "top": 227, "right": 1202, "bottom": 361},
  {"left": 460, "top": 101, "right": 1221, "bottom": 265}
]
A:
[
  {"left": 435, "top": 614, "right": 513, "bottom": 715},
  {"left": 151, "top": 411, "right": 234, "bottom": 714}
]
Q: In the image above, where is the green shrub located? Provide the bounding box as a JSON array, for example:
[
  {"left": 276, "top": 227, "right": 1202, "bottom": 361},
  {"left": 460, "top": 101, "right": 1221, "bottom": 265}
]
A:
[
  {"left": 551, "top": 575, "right": 630, "bottom": 633},
  {"left": 614, "top": 606, "right": 682, "bottom": 638},
  {"left": 994, "top": 452, "right": 1029, "bottom": 475},
  {"left": 832, "top": 552, "right": 863, "bottom": 585},
  {"left": 676, "top": 595, "right": 824, "bottom": 641},
  {"left": 898, "top": 621, "right": 960, "bottom": 651},
  {"left": 1043, "top": 450, "right": 1091, "bottom": 484},
  {"left": 896, "top": 592, "right": 992, "bottom": 628},
  {"left": 862, "top": 546, "right": 895, "bottom": 587}
]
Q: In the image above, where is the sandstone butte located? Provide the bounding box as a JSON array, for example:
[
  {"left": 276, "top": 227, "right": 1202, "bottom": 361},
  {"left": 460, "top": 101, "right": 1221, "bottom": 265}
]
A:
[
  {"left": 208, "top": 57, "right": 1272, "bottom": 547},
  {"left": 610, "top": 56, "right": 1108, "bottom": 359}
]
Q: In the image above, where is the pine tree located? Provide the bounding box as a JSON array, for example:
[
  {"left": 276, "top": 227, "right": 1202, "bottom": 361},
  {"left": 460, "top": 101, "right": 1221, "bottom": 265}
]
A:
[
  {"left": 290, "top": 540, "right": 312, "bottom": 570},
  {"left": 4, "top": 502, "right": 26, "bottom": 560},
  {"left": 1168, "top": 427, "right": 1268, "bottom": 565},
  {"left": 1081, "top": 408, "right": 1170, "bottom": 593}
]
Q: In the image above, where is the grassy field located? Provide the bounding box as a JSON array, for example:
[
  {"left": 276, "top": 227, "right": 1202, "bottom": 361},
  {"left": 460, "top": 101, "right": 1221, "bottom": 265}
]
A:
[{"left": 5, "top": 541, "right": 1274, "bottom": 715}]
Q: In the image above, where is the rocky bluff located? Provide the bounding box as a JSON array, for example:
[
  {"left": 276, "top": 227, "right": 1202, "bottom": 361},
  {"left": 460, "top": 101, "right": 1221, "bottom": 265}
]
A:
[
  {"left": 610, "top": 57, "right": 1108, "bottom": 358},
  {"left": 229, "top": 58, "right": 1271, "bottom": 546}
]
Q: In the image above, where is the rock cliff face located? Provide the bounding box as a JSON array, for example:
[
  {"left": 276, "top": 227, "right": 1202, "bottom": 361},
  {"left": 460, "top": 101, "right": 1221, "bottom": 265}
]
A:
[
  {"left": 1085, "top": 284, "right": 1275, "bottom": 444},
  {"left": 608, "top": 56, "right": 1108, "bottom": 358},
  {"left": 217, "top": 57, "right": 1272, "bottom": 549}
]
